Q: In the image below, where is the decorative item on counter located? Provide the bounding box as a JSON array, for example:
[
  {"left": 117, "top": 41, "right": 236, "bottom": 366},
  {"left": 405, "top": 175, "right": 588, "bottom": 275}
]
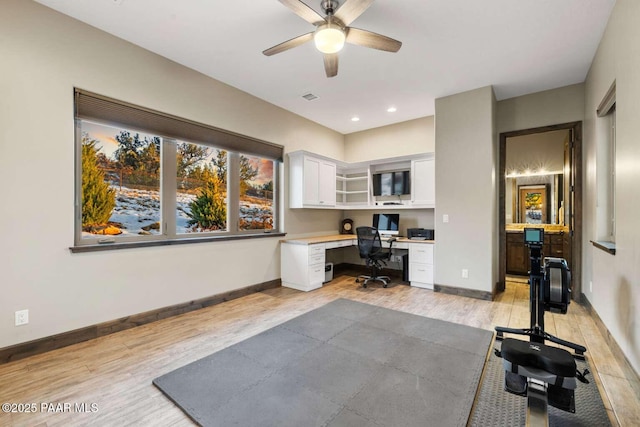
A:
[{"left": 340, "top": 218, "right": 354, "bottom": 234}]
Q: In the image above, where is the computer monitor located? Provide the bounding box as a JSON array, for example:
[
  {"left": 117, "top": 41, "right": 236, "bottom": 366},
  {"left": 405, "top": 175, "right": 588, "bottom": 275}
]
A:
[{"left": 373, "top": 213, "right": 400, "bottom": 237}]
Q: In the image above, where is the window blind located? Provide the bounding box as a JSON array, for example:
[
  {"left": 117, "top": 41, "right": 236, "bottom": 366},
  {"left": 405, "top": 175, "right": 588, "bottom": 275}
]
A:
[{"left": 75, "top": 89, "right": 284, "bottom": 161}]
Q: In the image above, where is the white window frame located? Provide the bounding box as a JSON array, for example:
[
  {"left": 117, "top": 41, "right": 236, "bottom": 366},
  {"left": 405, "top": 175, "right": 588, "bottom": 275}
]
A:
[{"left": 596, "top": 81, "right": 616, "bottom": 243}]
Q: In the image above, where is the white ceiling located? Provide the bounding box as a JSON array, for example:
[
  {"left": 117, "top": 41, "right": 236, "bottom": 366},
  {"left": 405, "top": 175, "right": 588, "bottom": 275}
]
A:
[{"left": 35, "top": 0, "right": 615, "bottom": 134}]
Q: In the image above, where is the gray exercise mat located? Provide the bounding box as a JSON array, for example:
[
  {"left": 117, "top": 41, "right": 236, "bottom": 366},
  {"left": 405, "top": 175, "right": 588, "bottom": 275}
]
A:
[{"left": 154, "top": 298, "right": 493, "bottom": 427}]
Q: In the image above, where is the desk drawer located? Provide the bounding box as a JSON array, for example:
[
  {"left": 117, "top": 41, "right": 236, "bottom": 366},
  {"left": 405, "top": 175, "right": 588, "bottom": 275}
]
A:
[
  {"left": 309, "top": 263, "right": 325, "bottom": 285},
  {"left": 393, "top": 241, "right": 408, "bottom": 250},
  {"left": 410, "top": 262, "right": 433, "bottom": 284},
  {"left": 338, "top": 239, "right": 353, "bottom": 247},
  {"left": 326, "top": 239, "right": 354, "bottom": 249},
  {"left": 309, "top": 253, "right": 325, "bottom": 265},
  {"left": 409, "top": 244, "right": 434, "bottom": 264},
  {"left": 309, "top": 244, "right": 325, "bottom": 256},
  {"left": 325, "top": 241, "right": 340, "bottom": 249}
]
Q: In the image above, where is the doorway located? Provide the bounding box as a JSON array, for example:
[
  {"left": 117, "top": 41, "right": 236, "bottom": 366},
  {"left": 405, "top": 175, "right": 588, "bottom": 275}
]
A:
[{"left": 497, "top": 122, "right": 582, "bottom": 298}]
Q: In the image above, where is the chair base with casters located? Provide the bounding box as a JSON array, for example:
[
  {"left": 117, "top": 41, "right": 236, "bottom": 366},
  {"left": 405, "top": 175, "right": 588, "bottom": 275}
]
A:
[
  {"left": 356, "top": 259, "right": 391, "bottom": 288},
  {"left": 355, "top": 226, "right": 395, "bottom": 288}
]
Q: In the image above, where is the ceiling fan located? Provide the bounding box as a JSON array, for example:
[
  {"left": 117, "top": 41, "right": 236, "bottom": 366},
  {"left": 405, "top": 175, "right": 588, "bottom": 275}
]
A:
[{"left": 263, "top": 0, "right": 402, "bottom": 77}]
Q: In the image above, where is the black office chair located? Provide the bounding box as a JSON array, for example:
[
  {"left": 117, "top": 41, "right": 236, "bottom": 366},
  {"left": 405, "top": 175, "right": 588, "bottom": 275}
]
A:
[{"left": 355, "top": 226, "right": 395, "bottom": 288}]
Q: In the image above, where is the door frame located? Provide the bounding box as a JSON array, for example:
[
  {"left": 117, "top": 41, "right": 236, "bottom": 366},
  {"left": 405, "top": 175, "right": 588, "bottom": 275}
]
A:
[{"left": 497, "top": 121, "right": 583, "bottom": 299}]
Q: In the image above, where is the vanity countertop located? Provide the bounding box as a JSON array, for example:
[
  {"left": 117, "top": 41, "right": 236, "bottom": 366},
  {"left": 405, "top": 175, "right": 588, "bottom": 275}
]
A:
[{"left": 505, "top": 224, "right": 569, "bottom": 234}]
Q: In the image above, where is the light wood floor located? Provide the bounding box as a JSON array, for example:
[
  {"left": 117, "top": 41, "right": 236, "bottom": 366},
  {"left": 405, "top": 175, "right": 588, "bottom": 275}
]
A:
[{"left": 1, "top": 275, "right": 639, "bottom": 426}]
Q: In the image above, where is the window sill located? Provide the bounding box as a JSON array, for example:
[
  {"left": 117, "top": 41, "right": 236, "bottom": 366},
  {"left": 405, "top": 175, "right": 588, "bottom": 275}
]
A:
[
  {"left": 70, "top": 232, "right": 287, "bottom": 253},
  {"left": 591, "top": 240, "right": 616, "bottom": 255}
]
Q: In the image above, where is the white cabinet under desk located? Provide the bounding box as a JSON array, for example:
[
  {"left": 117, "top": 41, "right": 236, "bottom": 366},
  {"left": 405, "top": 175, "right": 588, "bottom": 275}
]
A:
[
  {"left": 281, "top": 242, "right": 327, "bottom": 292},
  {"left": 408, "top": 242, "right": 434, "bottom": 289}
]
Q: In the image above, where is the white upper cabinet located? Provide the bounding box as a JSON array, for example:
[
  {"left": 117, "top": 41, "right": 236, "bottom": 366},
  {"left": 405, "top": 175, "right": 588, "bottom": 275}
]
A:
[
  {"left": 411, "top": 157, "right": 435, "bottom": 207},
  {"left": 289, "top": 150, "right": 434, "bottom": 209},
  {"left": 290, "top": 152, "right": 336, "bottom": 208}
]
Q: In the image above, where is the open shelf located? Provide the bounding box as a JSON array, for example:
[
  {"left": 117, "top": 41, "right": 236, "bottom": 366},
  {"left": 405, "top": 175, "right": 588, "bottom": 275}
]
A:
[{"left": 336, "top": 190, "right": 369, "bottom": 195}]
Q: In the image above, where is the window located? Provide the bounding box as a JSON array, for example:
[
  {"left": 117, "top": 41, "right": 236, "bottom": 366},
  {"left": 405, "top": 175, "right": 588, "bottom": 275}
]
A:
[
  {"left": 238, "top": 154, "right": 275, "bottom": 231},
  {"left": 176, "top": 142, "right": 228, "bottom": 234},
  {"left": 74, "top": 89, "right": 282, "bottom": 248},
  {"left": 596, "top": 81, "right": 616, "bottom": 243},
  {"left": 606, "top": 107, "right": 616, "bottom": 241}
]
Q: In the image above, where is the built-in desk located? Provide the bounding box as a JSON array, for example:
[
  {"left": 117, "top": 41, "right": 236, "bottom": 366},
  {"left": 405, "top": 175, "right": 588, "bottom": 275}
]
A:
[{"left": 280, "top": 234, "right": 435, "bottom": 292}]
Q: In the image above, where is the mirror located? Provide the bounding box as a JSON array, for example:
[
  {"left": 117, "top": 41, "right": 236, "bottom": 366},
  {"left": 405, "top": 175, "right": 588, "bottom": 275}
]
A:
[{"left": 505, "top": 130, "right": 570, "bottom": 225}]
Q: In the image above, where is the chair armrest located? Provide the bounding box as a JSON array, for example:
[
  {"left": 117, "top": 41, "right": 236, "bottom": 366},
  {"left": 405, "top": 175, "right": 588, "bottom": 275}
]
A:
[{"left": 387, "top": 237, "right": 396, "bottom": 249}]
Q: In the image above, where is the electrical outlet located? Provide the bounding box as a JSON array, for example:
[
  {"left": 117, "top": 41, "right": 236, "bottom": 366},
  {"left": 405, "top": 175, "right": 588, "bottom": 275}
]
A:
[
  {"left": 15, "top": 309, "right": 29, "bottom": 326},
  {"left": 461, "top": 269, "right": 469, "bottom": 279},
  {"left": 443, "top": 214, "right": 449, "bottom": 223},
  {"left": 590, "top": 281, "right": 593, "bottom": 292}
]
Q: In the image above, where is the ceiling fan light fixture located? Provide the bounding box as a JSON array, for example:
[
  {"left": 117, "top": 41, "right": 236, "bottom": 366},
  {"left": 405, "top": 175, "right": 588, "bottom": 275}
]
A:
[{"left": 314, "top": 23, "right": 345, "bottom": 54}]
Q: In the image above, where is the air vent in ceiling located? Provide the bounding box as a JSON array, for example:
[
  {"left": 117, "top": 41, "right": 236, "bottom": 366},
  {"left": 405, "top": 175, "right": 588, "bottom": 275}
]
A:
[{"left": 302, "top": 93, "right": 319, "bottom": 101}]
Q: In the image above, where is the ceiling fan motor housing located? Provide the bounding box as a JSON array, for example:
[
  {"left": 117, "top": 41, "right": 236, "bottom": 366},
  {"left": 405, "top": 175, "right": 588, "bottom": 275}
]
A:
[{"left": 321, "top": 0, "right": 340, "bottom": 16}]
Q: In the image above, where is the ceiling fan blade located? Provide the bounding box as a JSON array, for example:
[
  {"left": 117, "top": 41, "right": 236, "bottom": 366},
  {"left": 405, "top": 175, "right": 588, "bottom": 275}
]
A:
[
  {"left": 263, "top": 32, "right": 314, "bottom": 56},
  {"left": 324, "top": 53, "right": 338, "bottom": 78},
  {"left": 333, "top": 0, "right": 374, "bottom": 26},
  {"left": 278, "top": 0, "right": 326, "bottom": 25},
  {"left": 345, "top": 27, "right": 402, "bottom": 52}
]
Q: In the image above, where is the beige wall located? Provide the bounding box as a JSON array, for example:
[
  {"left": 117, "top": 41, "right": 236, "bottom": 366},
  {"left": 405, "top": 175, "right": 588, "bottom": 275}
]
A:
[
  {"left": 0, "top": 0, "right": 343, "bottom": 348},
  {"left": 497, "top": 83, "right": 585, "bottom": 134},
  {"left": 435, "top": 86, "right": 497, "bottom": 294},
  {"left": 506, "top": 130, "right": 568, "bottom": 173},
  {"left": 344, "top": 116, "right": 434, "bottom": 162},
  {"left": 582, "top": 0, "right": 640, "bottom": 375}
]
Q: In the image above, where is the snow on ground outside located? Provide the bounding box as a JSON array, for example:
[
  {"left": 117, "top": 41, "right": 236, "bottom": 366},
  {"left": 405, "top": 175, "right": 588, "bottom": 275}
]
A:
[{"left": 84, "top": 185, "right": 272, "bottom": 238}]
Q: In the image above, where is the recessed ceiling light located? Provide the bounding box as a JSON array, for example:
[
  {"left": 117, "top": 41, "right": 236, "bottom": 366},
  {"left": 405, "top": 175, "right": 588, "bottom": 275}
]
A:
[
  {"left": 351, "top": 116, "right": 360, "bottom": 122},
  {"left": 387, "top": 106, "right": 397, "bottom": 113}
]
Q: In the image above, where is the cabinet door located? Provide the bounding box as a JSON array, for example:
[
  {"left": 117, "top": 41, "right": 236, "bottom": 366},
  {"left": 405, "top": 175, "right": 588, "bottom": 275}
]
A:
[
  {"left": 411, "top": 158, "right": 435, "bottom": 205},
  {"left": 410, "top": 262, "right": 434, "bottom": 284},
  {"left": 409, "top": 244, "right": 434, "bottom": 264},
  {"left": 302, "top": 156, "right": 336, "bottom": 206},
  {"left": 318, "top": 161, "right": 336, "bottom": 206},
  {"left": 303, "top": 156, "right": 320, "bottom": 205},
  {"left": 506, "top": 235, "right": 529, "bottom": 275}
]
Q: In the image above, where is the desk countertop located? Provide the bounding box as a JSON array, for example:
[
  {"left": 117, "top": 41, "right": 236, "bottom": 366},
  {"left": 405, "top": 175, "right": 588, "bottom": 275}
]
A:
[{"left": 281, "top": 234, "right": 435, "bottom": 245}]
